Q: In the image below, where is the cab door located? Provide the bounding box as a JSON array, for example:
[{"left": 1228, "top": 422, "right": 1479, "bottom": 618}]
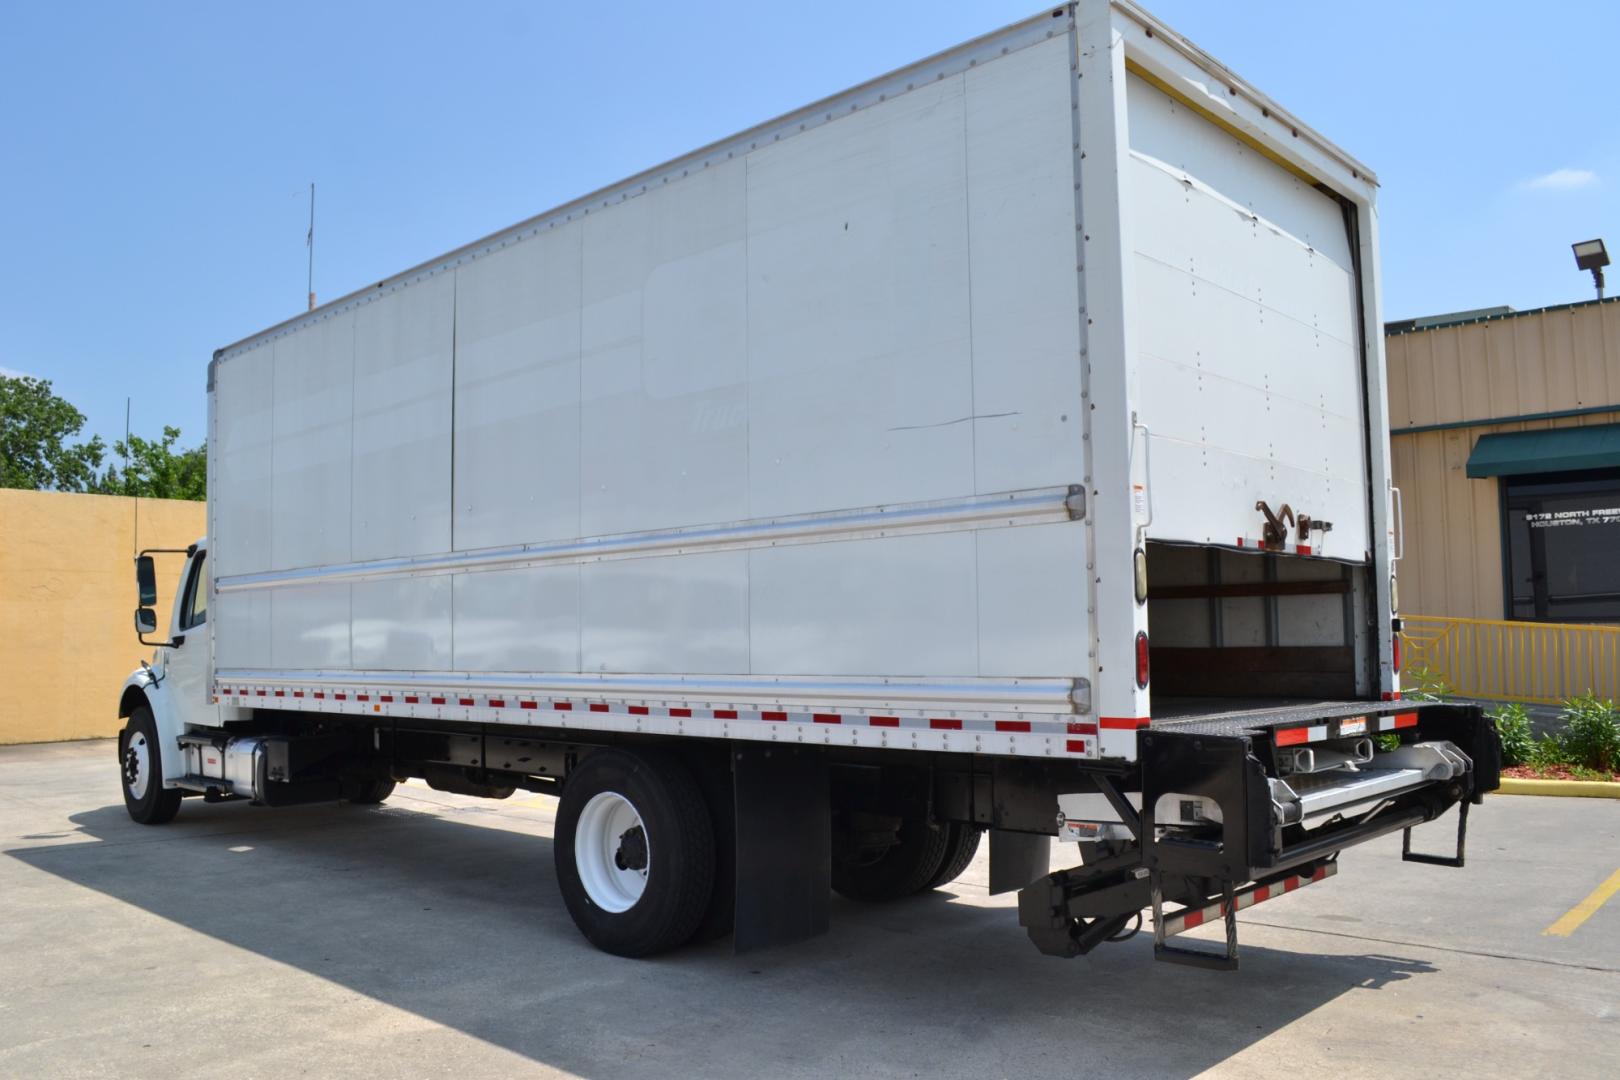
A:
[{"left": 163, "top": 548, "right": 218, "bottom": 728}]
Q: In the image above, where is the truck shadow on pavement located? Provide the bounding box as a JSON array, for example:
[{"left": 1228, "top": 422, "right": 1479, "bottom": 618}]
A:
[{"left": 12, "top": 799, "right": 1437, "bottom": 1079}]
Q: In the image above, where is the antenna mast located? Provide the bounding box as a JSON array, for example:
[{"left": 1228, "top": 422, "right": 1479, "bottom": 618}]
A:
[
  {"left": 126, "top": 397, "right": 137, "bottom": 553},
  {"left": 307, "top": 182, "right": 316, "bottom": 311}
]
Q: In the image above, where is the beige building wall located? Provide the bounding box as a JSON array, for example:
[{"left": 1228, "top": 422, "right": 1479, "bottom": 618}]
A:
[
  {"left": 0, "top": 489, "right": 207, "bottom": 744},
  {"left": 1386, "top": 298, "right": 1620, "bottom": 619}
]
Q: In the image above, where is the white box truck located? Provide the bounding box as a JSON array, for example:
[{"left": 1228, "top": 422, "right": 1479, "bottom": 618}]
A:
[{"left": 118, "top": 0, "right": 1498, "bottom": 967}]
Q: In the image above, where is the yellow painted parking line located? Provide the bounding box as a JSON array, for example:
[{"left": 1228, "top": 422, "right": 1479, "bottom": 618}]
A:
[{"left": 1543, "top": 867, "right": 1620, "bottom": 938}]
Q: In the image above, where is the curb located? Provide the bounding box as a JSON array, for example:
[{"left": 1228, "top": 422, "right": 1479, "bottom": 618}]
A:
[{"left": 1497, "top": 777, "right": 1620, "bottom": 799}]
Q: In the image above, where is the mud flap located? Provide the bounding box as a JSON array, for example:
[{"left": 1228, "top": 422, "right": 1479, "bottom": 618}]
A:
[
  {"left": 732, "top": 745, "right": 830, "bottom": 954},
  {"left": 989, "top": 830, "right": 1051, "bottom": 895}
]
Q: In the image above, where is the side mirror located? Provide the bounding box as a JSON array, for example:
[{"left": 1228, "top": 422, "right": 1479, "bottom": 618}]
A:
[
  {"left": 135, "top": 608, "right": 158, "bottom": 635},
  {"left": 135, "top": 556, "right": 158, "bottom": 607}
]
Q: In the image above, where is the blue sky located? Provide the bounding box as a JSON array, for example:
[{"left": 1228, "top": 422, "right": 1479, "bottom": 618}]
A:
[{"left": 3, "top": 1, "right": 1615, "bottom": 451}]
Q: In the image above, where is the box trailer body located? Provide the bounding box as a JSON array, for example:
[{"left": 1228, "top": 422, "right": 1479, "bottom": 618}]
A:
[
  {"left": 117, "top": 1, "right": 1497, "bottom": 965},
  {"left": 209, "top": 7, "right": 1379, "bottom": 748}
]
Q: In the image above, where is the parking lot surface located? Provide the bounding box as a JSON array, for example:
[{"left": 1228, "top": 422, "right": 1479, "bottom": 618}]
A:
[{"left": 3, "top": 739, "right": 1617, "bottom": 1079}]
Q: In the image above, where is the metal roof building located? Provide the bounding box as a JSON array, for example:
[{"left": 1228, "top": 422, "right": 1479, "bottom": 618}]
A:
[{"left": 1386, "top": 297, "right": 1620, "bottom": 622}]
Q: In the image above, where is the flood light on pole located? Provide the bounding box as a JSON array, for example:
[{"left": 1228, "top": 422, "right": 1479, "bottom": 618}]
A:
[{"left": 1572, "top": 238, "right": 1609, "bottom": 300}]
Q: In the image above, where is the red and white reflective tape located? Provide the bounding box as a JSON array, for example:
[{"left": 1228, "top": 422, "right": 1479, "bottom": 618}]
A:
[
  {"left": 1378, "top": 712, "right": 1420, "bottom": 732},
  {"left": 211, "top": 683, "right": 1099, "bottom": 759},
  {"left": 1158, "top": 862, "right": 1336, "bottom": 937},
  {"left": 1274, "top": 712, "right": 1417, "bottom": 746},
  {"left": 1235, "top": 537, "right": 1314, "bottom": 556}
]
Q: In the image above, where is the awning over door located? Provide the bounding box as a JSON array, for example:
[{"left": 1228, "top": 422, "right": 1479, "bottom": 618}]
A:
[{"left": 1465, "top": 422, "right": 1620, "bottom": 478}]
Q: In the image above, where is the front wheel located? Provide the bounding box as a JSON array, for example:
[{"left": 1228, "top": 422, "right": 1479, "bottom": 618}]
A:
[
  {"left": 119, "top": 706, "right": 182, "bottom": 825},
  {"left": 554, "top": 748, "right": 715, "bottom": 957}
]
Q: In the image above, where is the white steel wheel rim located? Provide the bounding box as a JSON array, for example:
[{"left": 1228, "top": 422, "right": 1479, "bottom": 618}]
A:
[
  {"left": 124, "top": 732, "right": 151, "bottom": 800},
  {"left": 575, "top": 790, "right": 650, "bottom": 913}
]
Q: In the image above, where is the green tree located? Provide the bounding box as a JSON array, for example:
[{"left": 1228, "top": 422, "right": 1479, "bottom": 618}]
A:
[
  {"left": 0, "top": 374, "right": 105, "bottom": 491},
  {"left": 98, "top": 426, "right": 206, "bottom": 501}
]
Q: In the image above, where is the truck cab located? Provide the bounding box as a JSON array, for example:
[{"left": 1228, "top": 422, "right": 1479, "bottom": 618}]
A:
[
  {"left": 118, "top": 539, "right": 400, "bottom": 824},
  {"left": 117, "top": 540, "right": 216, "bottom": 821}
]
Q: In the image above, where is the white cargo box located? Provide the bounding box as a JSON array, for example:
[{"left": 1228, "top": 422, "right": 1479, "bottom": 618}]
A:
[{"left": 205, "top": 0, "right": 1395, "bottom": 763}]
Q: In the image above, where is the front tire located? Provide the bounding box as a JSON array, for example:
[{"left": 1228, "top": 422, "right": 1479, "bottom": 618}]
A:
[
  {"left": 554, "top": 748, "right": 715, "bottom": 957},
  {"left": 119, "top": 706, "right": 182, "bottom": 825}
]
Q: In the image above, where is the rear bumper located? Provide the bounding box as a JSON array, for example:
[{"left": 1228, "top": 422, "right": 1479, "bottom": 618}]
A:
[
  {"left": 1140, "top": 701, "right": 1499, "bottom": 881},
  {"left": 1017, "top": 701, "right": 1497, "bottom": 964}
]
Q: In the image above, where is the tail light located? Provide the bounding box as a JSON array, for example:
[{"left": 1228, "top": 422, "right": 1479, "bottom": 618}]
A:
[
  {"left": 1392, "top": 631, "right": 1402, "bottom": 673},
  {"left": 1135, "top": 631, "right": 1150, "bottom": 688}
]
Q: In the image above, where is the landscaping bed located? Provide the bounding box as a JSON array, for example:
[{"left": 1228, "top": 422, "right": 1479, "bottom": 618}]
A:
[
  {"left": 1404, "top": 670, "right": 1620, "bottom": 790},
  {"left": 1502, "top": 764, "right": 1618, "bottom": 783}
]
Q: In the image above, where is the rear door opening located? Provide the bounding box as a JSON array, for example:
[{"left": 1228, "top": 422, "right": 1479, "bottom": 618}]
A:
[{"left": 1145, "top": 540, "right": 1372, "bottom": 721}]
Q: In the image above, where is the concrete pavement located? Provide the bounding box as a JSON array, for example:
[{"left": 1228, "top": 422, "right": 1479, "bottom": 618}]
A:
[{"left": 2, "top": 739, "right": 1616, "bottom": 1079}]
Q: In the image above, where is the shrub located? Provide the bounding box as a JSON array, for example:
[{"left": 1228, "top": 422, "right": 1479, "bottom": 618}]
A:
[
  {"left": 1489, "top": 703, "right": 1535, "bottom": 767},
  {"left": 1403, "top": 667, "right": 1452, "bottom": 703},
  {"left": 1529, "top": 732, "right": 1572, "bottom": 769},
  {"left": 1560, "top": 695, "right": 1620, "bottom": 772}
]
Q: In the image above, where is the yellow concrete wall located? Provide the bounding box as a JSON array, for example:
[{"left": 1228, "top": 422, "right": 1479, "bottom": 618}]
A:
[
  {"left": 0, "top": 489, "right": 206, "bottom": 744},
  {"left": 1386, "top": 298, "right": 1620, "bottom": 620}
]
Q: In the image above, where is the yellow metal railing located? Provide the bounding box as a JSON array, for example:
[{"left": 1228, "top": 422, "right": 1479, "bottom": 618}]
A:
[{"left": 1400, "top": 614, "right": 1620, "bottom": 705}]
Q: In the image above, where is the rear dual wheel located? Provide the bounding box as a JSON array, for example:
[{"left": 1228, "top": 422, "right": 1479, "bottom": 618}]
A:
[
  {"left": 554, "top": 748, "right": 716, "bottom": 957},
  {"left": 832, "top": 817, "right": 982, "bottom": 902},
  {"left": 927, "top": 822, "right": 983, "bottom": 890},
  {"left": 342, "top": 776, "right": 396, "bottom": 804}
]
